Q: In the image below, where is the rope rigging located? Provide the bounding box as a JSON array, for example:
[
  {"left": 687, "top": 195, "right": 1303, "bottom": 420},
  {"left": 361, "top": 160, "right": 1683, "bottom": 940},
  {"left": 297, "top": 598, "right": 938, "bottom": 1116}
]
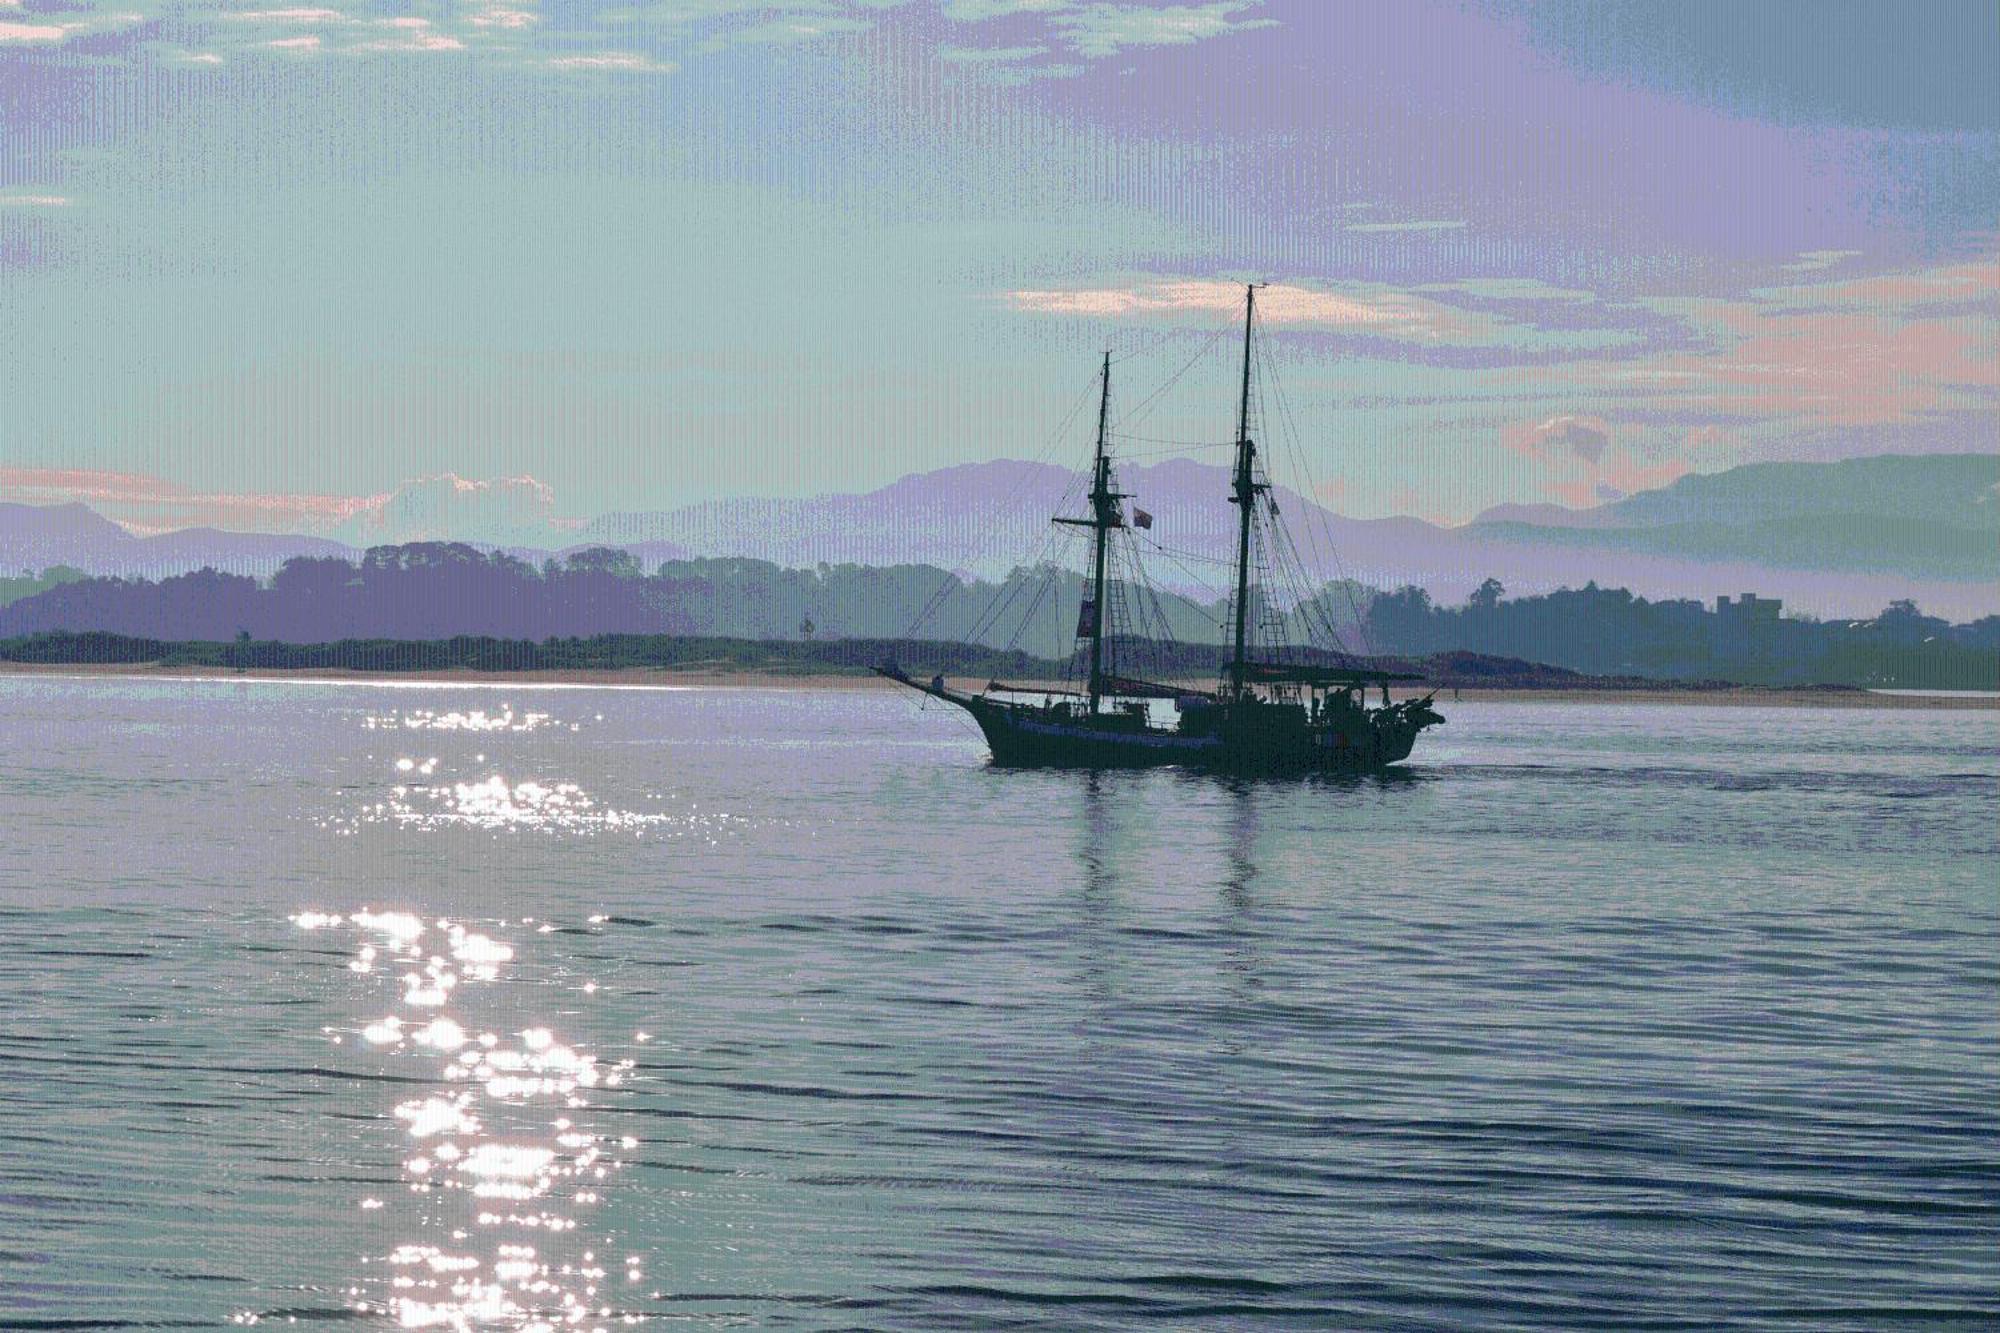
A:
[{"left": 904, "top": 285, "right": 1379, "bottom": 688}]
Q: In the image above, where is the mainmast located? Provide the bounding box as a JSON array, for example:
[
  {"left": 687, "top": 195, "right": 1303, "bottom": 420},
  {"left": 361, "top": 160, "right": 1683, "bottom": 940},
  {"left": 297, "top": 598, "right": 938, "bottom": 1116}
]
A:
[
  {"left": 1228, "top": 284, "right": 1265, "bottom": 698},
  {"left": 1054, "top": 351, "right": 1121, "bottom": 715}
]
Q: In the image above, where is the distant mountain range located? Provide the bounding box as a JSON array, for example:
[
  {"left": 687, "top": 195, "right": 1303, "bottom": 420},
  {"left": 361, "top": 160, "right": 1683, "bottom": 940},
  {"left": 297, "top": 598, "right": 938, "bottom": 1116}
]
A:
[
  {"left": 4, "top": 453, "right": 1995, "bottom": 620},
  {"left": 1464, "top": 454, "right": 1999, "bottom": 579},
  {"left": 0, "top": 502, "right": 356, "bottom": 579}
]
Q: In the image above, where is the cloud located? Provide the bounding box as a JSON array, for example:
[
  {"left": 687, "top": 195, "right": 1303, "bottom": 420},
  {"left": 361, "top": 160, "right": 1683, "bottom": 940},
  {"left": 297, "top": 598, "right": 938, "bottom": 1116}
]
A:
[
  {"left": 1447, "top": 251, "right": 1999, "bottom": 516},
  {"left": 0, "top": 467, "right": 383, "bottom": 534},
  {"left": 1346, "top": 219, "right": 1468, "bottom": 234},
  {"left": 1748, "top": 260, "right": 1998, "bottom": 315},
  {"left": 0, "top": 191, "right": 74, "bottom": 207},
  {"left": 548, "top": 51, "right": 674, "bottom": 73},
  {"left": 719, "top": 15, "right": 869, "bottom": 46},
  {"left": 1783, "top": 249, "right": 1861, "bottom": 273},
  {"left": 1, "top": 10, "right": 145, "bottom": 43},
  {"left": 1050, "top": 1, "right": 1273, "bottom": 59},
  {"left": 0, "top": 0, "right": 1265, "bottom": 76},
  {"left": 1001, "top": 277, "right": 1501, "bottom": 342},
  {"left": 0, "top": 0, "right": 634, "bottom": 69},
  {"left": 342, "top": 473, "right": 568, "bottom": 546},
  {"left": 1510, "top": 414, "right": 1610, "bottom": 465},
  {"left": 1602, "top": 259, "right": 2000, "bottom": 429},
  {"left": 1499, "top": 415, "right": 1689, "bottom": 508},
  {"left": 939, "top": 42, "right": 1047, "bottom": 63},
  {"left": 0, "top": 469, "right": 577, "bottom": 545},
  {"left": 942, "top": 0, "right": 1067, "bottom": 19},
  {"left": 1419, "top": 277, "right": 1597, "bottom": 304}
]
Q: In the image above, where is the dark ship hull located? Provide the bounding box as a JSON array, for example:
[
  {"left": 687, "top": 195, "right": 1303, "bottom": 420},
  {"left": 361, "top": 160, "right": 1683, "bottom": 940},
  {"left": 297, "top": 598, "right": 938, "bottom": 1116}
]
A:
[{"left": 880, "top": 670, "right": 1437, "bottom": 774}]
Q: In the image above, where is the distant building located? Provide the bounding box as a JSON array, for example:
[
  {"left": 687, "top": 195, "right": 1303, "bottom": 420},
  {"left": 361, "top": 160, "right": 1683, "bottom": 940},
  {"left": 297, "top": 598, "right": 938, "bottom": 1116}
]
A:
[
  {"left": 1714, "top": 593, "right": 1782, "bottom": 659},
  {"left": 1715, "top": 592, "right": 1782, "bottom": 623}
]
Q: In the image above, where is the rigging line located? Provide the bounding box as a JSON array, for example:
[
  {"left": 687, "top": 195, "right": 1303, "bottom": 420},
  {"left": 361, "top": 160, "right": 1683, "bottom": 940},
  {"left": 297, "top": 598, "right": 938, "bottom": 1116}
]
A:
[
  {"left": 1262, "top": 461, "right": 1344, "bottom": 652},
  {"left": 907, "top": 366, "right": 1102, "bottom": 636},
  {"left": 1126, "top": 537, "right": 1185, "bottom": 659},
  {"left": 1269, "top": 499, "right": 1344, "bottom": 654},
  {"left": 1260, "top": 335, "right": 1377, "bottom": 657},
  {"left": 1138, "top": 536, "right": 1234, "bottom": 568},
  {"left": 944, "top": 462, "right": 1089, "bottom": 643},
  {"left": 1257, "top": 336, "right": 1331, "bottom": 588},
  {"left": 1108, "top": 432, "right": 1236, "bottom": 448},
  {"left": 1101, "top": 441, "right": 1236, "bottom": 462},
  {"left": 967, "top": 506, "right": 1073, "bottom": 646},
  {"left": 963, "top": 460, "right": 1093, "bottom": 646},
  {"left": 1268, "top": 346, "right": 1371, "bottom": 656},
  {"left": 1118, "top": 325, "right": 1231, "bottom": 434},
  {"left": 1134, "top": 542, "right": 1233, "bottom": 627},
  {"left": 972, "top": 533, "right": 1068, "bottom": 649},
  {"left": 1252, "top": 457, "right": 1331, "bottom": 642},
  {"left": 1120, "top": 536, "right": 1168, "bottom": 654},
  {"left": 1107, "top": 324, "right": 1187, "bottom": 368},
  {"left": 1016, "top": 558, "right": 1077, "bottom": 668},
  {"left": 1003, "top": 560, "right": 1064, "bottom": 659}
]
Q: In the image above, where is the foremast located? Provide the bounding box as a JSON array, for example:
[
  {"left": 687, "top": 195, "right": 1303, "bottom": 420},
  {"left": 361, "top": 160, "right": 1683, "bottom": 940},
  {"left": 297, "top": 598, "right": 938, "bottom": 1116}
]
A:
[
  {"left": 1052, "top": 351, "right": 1122, "bottom": 716},
  {"left": 1227, "top": 284, "right": 1267, "bottom": 699}
]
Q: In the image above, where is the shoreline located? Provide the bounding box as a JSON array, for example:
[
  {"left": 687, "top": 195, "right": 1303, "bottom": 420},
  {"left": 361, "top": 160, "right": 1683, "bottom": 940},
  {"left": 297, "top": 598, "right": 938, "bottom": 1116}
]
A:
[{"left": 1, "top": 660, "right": 1993, "bottom": 708}]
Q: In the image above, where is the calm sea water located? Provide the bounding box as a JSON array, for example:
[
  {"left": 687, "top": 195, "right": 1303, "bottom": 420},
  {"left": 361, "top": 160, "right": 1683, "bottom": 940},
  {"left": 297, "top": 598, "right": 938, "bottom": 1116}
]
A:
[{"left": 1, "top": 676, "right": 1994, "bottom": 1331}]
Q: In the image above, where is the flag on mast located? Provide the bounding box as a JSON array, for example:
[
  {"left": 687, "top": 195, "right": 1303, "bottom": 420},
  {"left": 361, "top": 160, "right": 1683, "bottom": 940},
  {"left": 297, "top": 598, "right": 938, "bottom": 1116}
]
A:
[{"left": 1132, "top": 507, "right": 1153, "bottom": 529}]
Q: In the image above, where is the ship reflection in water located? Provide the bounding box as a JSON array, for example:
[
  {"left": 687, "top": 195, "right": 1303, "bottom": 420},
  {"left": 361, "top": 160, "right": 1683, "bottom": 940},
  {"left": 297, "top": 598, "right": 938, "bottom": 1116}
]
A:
[{"left": 265, "top": 909, "right": 645, "bottom": 1330}]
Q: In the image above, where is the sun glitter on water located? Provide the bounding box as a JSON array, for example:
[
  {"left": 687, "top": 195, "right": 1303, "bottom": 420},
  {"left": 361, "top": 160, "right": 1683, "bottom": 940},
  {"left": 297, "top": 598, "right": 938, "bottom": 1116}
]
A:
[
  {"left": 364, "top": 706, "right": 567, "bottom": 734},
  {"left": 331, "top": 760, "right": 740, "bottom": 841},
  {"left": 255, "top": 910, "right": 646, "bottom": 1331}
]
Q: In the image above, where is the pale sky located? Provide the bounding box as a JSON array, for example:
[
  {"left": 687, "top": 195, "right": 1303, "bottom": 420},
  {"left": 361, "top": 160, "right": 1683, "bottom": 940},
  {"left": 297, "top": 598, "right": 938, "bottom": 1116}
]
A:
[{"left": 1, "top": 0, "right": 1995, "bottom": 533}]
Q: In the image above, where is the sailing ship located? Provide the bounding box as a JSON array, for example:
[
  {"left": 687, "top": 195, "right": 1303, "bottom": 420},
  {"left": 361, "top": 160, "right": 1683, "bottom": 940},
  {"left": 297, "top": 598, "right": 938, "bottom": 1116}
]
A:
[{"left": 878, "top": 284, "right": 1444, "bottom": 773}]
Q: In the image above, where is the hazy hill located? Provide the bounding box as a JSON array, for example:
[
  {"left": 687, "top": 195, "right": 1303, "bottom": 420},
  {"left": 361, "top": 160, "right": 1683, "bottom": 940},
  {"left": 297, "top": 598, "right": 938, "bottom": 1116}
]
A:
[
  {"left": 7, "top": 453, "right": 1997, "bottom": 619},
  {"left": 1466, "top": 454, "right": 2000, "bottom": 580},
  {"left": 1602, "top": 454, "right": 2000, "bottom": 529},
  {"left": 582, "top": 456, "right": 1445, "bottom": 584},
  {"left": 0, "top": 502, "right": 358, "bottom": 578},
  {"left": 578, "top": 453, "right": 2000, "bottom": 617}
]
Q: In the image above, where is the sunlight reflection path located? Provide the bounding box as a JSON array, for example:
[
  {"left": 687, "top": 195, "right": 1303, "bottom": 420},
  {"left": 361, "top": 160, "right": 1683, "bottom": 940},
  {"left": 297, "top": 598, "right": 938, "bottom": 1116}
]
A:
[{"left": 254, "top": 910, "right": 644, "bottom": 1331}]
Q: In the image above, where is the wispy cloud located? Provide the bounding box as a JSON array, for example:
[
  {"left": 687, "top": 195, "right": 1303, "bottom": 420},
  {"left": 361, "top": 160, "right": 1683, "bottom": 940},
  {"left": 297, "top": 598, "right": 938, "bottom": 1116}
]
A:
[
  {"left": 1499, "top": 414, "right": 1689, "bottom": 508},
  {"left": 1050, "top": 1, "right": 1273, "bottom": 58},
  {"left": 2, "top": 0, "right": 1275, "bottom": 78},
  {"left": 547, "top": 51, "right": 674, "bottom": 73},
  {"left": 0, "top": 468, "right": 575, "bottom": 543},
  {"left": 0, "top": 467, "right": 384, "bottom": 534},
  {"left": 942, "top": 0, "right": 1067, "bottom": 19},
  {"left": 1747, "top": 260, "right": 1998, "bottom": 315},
  {"left": 1, "top": 10, "right": 145, "bottom": 43},
  {"left": 1782, "top": 248, "right": 1862, "bottom": 273},
  {"left": 1419, "top": 276, "right": 1596, "bottom": 304},
  {"left": 0, "top": 20, "right": 66, "bottom": 41},
  {"left": 936, "top": 0, "right": 1274, "bottom": 73},
  {"left": 0, "top": 0, "right": 742, "bottom": 70},
  {"left": 1003, "top": 278, "right": 1488, "bottom": 337},
  {"left": 1346, "top": 219, "right": 1468, "bottom": 234},
  {"left": 1470, "top": 253, "right": 2000, "bottom": 495},
  {"left": 939, "top": 42, "right": 1047, "bottom": 64}
]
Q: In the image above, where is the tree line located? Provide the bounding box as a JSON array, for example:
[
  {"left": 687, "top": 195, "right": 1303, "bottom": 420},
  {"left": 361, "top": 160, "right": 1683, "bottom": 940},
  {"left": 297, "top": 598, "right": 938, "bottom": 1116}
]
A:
[
  {"left": 0, "top": 546, "right": 1992, "bottom": 688},
  {"left": 1364, "top": 578, "right": 1998, "bottom": 688}
]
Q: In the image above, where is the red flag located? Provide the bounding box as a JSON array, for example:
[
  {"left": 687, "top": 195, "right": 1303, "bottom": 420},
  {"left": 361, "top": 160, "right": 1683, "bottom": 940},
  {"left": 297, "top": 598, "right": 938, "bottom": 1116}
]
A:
[{"left": 1132, "top": 507, "right": 1154, "bottom": 530}]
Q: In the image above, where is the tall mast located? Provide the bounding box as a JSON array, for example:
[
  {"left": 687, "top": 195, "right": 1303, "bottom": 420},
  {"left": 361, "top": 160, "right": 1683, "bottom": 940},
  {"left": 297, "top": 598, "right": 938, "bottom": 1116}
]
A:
[
  {"left": 1087, "top": 351, "right": 1113, "bottom": 716},
  {"left": 1228, "top": 284, "right": 1263, "bottom": 697},
  {"left": 1053, "top": 352, "right": 1120, "bottom": 715}
]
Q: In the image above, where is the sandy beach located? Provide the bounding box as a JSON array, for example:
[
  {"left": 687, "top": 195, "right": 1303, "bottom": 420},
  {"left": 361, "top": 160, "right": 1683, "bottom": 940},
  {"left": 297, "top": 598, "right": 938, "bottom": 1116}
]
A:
[{"left": 3, "top": 660, "right": 1993, "bottom": 708}]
